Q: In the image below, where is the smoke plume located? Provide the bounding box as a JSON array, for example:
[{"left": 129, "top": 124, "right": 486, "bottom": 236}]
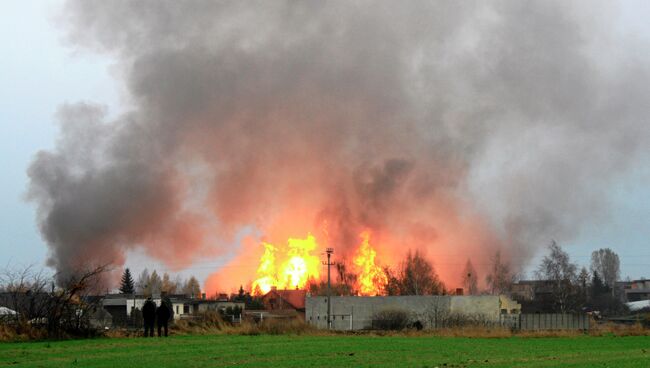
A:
[{"left": 28, "top": 1, "right": 650, "bottom": 289}]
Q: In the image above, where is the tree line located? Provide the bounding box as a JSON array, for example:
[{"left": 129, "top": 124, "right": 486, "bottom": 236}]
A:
[
  {"left": 118, "top": 268, "right": 201, "bottom": 298},
  {"left": 310, "top": 242, "right": 626, "bottom": 315}
]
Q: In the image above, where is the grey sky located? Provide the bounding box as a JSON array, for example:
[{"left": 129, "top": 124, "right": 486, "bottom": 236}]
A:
[{"left": 1, "top": 1, "right": 649, "bottom": 289}]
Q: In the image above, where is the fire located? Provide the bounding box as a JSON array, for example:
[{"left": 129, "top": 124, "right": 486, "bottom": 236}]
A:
[
  {"left": 353, "top": 231, "right": 387, "bottom": 296},
  {"left": 249, "top": 230, "right": 387, "bottom": 296},
  {"left": 251, "top": 243, "right": 278, "bottom": 295},
  {"left": 252, "top": 234, "right": 320, "bottom": 295}
]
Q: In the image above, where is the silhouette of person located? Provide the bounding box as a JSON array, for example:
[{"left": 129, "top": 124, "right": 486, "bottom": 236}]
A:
[
  {"left": 156, "top": 299, "right": 172, "bottom": 337},
  {"left": 142, "top": 297, "right": 156, "bottom": 337}
]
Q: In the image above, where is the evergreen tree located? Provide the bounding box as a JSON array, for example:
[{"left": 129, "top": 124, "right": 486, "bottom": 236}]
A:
[
  {"left": 119, "top": 268, "right": 135, "bottom": 294},
  {"left": 230, "top": 285, "right": 246, "bottom": 302},
  {"left": 591, "top": 271, "right": 609, "bottom": 298},
  {"left": 590, "top": 248, "right": 620, "bottom": 291},
  {"left": 577, "top": 267, "right": 590, "bottom": 306},
  {"left": 589, "top": 271, "right": 625, "bottom": 315}
]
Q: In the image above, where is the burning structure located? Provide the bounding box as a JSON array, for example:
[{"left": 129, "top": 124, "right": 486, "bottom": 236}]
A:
[{"left": 27, "top": 2, "right": 650, "bottom": 293}]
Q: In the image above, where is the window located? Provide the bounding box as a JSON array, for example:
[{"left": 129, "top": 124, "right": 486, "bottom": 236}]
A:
[
  {"left": 183, "top": 305, "right": 190, "bottom": 314},
  {"left": 176, "top": 306, "right": 179, "bottom": 314}
]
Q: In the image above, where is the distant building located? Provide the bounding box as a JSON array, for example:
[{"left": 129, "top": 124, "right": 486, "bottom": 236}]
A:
[
  {"left": 510, "top": 280, "right": 555, "bottom": 313},
  {"left": 619, "top": 279, "right": 650, "bottom": 302},
  {"left": 511, "top": 280, "right": 555, "bottom": 301},
  {"left": 261, "top": 288, "right": 306, "bottom": 312},
  {"left": 101, "top": 293, "right": 245, "bottom": 326}
]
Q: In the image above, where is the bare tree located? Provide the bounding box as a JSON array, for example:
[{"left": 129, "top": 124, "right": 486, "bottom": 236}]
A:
[
  {"left": 134, "top": 268, "right": 163, "bottom": 296},
  {"left": 383, "top": 266, "right": 401, "bottom": 296},
  {"left": 1, "top": 264, "right": 110, "bottom": 338},
  {"left": 461, "top": 259, "right": 478, "bottom": 295},
  {"left": 161, "top": 272, "right": 177, "bottom": 294},
  {"left": 183, "top": 276, "right": 201, "bottom": 298},
  {"left": 136, "top": 268, "right": 150, "bottom": 295},
  {"left": 0, "top": 265, "right": 50, "bottom": 332},
  {"left": 421, "top": 298, "right": 449, "bottom": 328},
  {"left": 148, "top": 270, "right": 162, "bottom": 295},
  {"left": 335, "top": 261, "right": 357, "bottom": 294},
  {"left": 535, "top": 241, "right": 578, "bottom": 313},
  {"left": 46, "top": 264, "right": 111, "bottom": 336},
  {"left": 485, "top": 250, "right": 513, "bottom": 295},
  {"left": 393, "top": 250, "right": 443, "bottom": 295},
  {"left": 590, "top": 248, "right": 620, "bottom": 291}
]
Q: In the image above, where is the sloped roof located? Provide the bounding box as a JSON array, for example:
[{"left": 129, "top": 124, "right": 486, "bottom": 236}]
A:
[
  {"left": 263, "top": 289, "right": 306, "bottom": 310},
  {"left": 0, "top": 306, "right": 17, "bottom": 315},
  {"left": 627, "top": 300, "right": 650, "bottom": 311}
]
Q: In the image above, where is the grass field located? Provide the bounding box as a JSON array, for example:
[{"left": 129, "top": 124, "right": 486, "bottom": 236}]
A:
[{"left": 1, "top": 334, "right": 650, "bottom": 367}]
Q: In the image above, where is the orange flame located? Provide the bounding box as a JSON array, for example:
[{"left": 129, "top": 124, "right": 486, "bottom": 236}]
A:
[
  {"left": 250, "top": 231, "right": 386, "bottom": 296},
  {"left": 353, "top": 231, "right": 387, "bottom": 296},
  {"left": 251, "top": 234, "right": 320, "bottom": 295}
]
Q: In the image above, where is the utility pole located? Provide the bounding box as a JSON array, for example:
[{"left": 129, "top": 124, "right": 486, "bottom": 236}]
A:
[{"left": 323, "top": 248, "right": 335, "bottom": 329}]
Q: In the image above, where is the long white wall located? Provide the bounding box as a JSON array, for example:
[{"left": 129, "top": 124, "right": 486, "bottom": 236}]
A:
[{"left": 306, "top": 295, "right": 519, "bottom": 330}]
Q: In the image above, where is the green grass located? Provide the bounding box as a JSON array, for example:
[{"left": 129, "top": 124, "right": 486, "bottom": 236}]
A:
[{"left": 1, "top": 334, "right": 649, "bottom": 367}]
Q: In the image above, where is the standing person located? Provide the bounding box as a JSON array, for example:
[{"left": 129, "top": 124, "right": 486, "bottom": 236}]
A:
[
  {"left": 156, "top": 299, "right": 172, "bottom": 337},
  {"left": 142, "top": 297, "right": 156, "bottom": 337}
]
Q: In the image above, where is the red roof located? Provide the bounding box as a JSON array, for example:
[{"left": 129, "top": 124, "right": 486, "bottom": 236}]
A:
[{"left": 263, "top": 289, "right": 306, "bottom": 310}]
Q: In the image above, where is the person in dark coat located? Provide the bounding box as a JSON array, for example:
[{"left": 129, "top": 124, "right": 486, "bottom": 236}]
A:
[
  {"left": 156, "top": 300, "right": 172, "bottom": 337},
  {"left": 142, "top": 297, "right": 156, "bottom": 337}
]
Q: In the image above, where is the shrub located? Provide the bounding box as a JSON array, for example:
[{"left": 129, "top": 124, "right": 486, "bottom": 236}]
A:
[
  {"left": 372, "top": 308, "right": 411, "bottom": 330},
  {"left": 173, "top": 310, "right": 226, "bottom": 334}
]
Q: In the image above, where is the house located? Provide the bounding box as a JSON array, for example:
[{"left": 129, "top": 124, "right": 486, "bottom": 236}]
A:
[
  {"left": 510, "top": 280, "right": 556, "bottom": 313},
  {"left": 101, "top": 293, "right": 245, "bottom": 326},
  {"left": 185, "top": 299, "right": 245, "bottom": 315},
  {"left": 511, "top": 280, "right": 555, "bottom": 301},
  {"left": 620, "top": 279, "right": 650, "bottom": 302},
  {"left": 261, "top": 288, "right": 306, "bottom": 312}
]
